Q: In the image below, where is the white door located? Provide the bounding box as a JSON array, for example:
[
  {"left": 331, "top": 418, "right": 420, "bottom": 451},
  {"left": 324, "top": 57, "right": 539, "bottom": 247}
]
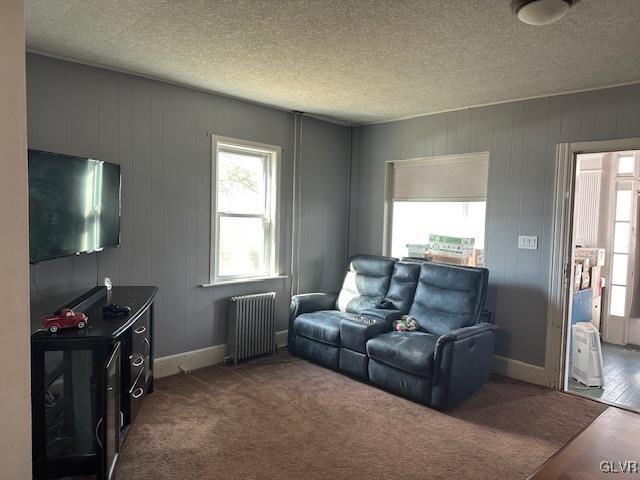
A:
[{"left": 629, "top": 187, "right": 640, "bottom": 347}]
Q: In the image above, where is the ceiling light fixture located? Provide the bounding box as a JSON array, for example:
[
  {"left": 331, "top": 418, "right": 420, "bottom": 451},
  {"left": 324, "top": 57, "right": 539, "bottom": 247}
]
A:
[{"left": 511, "top": 0, "right": 579, "bottom": 26}]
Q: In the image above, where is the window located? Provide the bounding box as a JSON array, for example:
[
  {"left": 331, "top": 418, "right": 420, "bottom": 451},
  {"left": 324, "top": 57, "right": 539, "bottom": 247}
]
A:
[
  {"left": 211, "top": 136, "right": 279, "bottom": 283},
  {"left": 386, "top": 153, "right": 489, "bottom": 266},
  {"left": 390, "top": 201, "right": 486, "bottom": 262},
  {"left": 609, "top": 181, "right": 633, "bottom": 317},
  {"left": 617, "top": 154, "right": 635, "bottom": 175}
]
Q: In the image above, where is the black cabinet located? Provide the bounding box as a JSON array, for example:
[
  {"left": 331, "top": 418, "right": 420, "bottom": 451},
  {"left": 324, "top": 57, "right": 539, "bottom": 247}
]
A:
[
  {"left": 105, "top": 342, "right": 121, "bottom": 480},
  {"left": 31, "top": 286, "right": 158, "bottom": 480}
]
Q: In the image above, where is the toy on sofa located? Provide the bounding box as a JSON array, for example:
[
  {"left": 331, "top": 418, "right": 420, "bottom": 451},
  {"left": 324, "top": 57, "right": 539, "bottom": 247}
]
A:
[{"left": 393, "top": 316, "right": 418, "bottom": 332}]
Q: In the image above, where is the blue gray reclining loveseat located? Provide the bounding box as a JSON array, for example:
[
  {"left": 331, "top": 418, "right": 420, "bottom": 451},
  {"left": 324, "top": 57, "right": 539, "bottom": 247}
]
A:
[{"left": 288, "top": 254, "right": 495, "bottom": 410}]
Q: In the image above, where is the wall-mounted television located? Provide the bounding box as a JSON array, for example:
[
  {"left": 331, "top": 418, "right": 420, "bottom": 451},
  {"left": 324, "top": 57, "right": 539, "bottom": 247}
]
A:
[{"left": 28, "top": 149, "right": 121, "bottom": 264}]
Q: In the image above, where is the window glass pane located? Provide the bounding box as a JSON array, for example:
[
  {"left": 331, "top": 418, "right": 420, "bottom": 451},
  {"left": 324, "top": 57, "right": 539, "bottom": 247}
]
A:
[
  {"left": 218, "top": 216, "right": 266, "bottom": 277},
  {"left": 615, "top": 189, "right": 632, "bottom": 221},
  {"left": 390, "top": 201, "right": 486, "bottom": 266},
  {"left": 613, "top": 222, "right": 630, "bottom": 253},
  {"left": 618, "top": 155, "right": 635, "bottom": 174},
  {"left": 611, "top": 253, "right": 628, "bottom": 285},
  {"left": 217, "top": 150, "right": 266, "bottom": 214},
  {"left": 610, "top": 285, "right": 626, "bottom": 317},
  {"left": 43, "top": 350, "right": 95, "bottom": 458}
]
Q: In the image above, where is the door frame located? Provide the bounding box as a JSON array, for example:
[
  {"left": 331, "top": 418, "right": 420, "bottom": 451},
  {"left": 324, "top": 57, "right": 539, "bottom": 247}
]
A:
[{"left": 546, "top": 138, "right": 640, "bottom": 390}]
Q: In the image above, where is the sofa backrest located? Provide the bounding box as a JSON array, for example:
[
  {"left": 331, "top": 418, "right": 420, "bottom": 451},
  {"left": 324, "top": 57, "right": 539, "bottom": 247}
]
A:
[
  {"left": 408, "top": 262, "right": 488, "bottom": 336},
  {"left": 336, "top": 254, "right": 396, "bottom": 314},
  {"left": 383, "top": 261, "right": 421, "bottom": 314}
]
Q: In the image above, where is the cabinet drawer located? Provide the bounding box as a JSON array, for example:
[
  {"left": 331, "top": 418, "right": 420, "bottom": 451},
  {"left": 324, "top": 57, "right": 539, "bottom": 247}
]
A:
[
  {"left": 129, "top": 369, "right": 145, "bottom": 422},
  {"left": 132, "top": 313, "right": 150, "bottom": 357},
  {"left": 130, "top": 353, "right": 145, "bottom": 388}
]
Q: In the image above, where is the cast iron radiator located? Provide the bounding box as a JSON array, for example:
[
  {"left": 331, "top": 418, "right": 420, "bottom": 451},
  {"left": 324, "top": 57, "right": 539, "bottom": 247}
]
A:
[{"left": 227, "top": 292, "right": 277, "bottom": 365}]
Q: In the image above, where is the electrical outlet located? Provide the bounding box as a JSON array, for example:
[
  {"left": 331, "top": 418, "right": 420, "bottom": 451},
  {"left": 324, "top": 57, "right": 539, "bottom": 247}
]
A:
[{"left": 518, "top": 235, "right": 538, "bottom": 250}]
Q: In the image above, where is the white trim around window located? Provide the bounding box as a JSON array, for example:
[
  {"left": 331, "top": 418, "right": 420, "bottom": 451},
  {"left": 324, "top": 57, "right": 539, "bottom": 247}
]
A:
[{"left": 207, "top": 135, "right": 282, "bottom": 285}]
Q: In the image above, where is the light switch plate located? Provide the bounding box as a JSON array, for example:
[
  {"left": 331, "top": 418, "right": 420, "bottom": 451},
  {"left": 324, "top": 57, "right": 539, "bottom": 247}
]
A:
[{"left": 518, "top": 235, "right": 538, "bottom": 250}]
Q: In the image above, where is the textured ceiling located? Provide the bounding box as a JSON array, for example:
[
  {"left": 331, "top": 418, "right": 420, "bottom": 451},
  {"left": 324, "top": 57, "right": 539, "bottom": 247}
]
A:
[{"left": 26, "top": 0, "right": 640, "bottom": 124}]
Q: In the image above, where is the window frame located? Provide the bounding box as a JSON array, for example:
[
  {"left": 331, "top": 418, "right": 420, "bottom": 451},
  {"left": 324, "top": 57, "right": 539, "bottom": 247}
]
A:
[
  {"left": 210, "top": 135, "right": 281, "bottom": 284},
  {"left": 616, "top": 153, "right": 636, "bottom": 176},
  {"left": 608, "top": 177, "right": 635, "bottom": 318}
]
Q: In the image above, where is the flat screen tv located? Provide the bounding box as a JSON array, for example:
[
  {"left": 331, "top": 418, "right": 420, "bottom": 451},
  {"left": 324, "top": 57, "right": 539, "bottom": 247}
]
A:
[{"left": 28, "top": 149, "right": 121, "bottom": 264}]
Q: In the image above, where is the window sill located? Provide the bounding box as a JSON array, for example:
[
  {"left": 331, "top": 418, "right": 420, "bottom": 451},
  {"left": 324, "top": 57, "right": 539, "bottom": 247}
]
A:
[{"left": 200, "top": 275, "right": 288, "bottom": 288}]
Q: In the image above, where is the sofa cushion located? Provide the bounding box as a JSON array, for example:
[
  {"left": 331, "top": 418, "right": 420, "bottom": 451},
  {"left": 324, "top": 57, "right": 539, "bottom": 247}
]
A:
[
  {"left": 294, "top": 310, "right": 354, "bottom": 346},
  {"left": 336, "top": 254, "right": 396, "bottom": 314},
  {"left": 409, "top": 263, "right": 488, "bottom": 336},
  {"left": 295, "top": 335, "right": 339, "bottom": 369},
  {"left": 366, "top": 331, "right": 438, "bottom": 378},
  {"left": 368, "top": 359, "right": 432, "bottom": 404},
  {"left": 384, "top": 262, "right": 421, "bottom": 313}
]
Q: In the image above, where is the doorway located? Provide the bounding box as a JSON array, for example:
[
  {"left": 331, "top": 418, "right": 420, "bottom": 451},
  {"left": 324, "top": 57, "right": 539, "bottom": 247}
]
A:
[{"left": 563, "top": 149, "right": 640, "bottom": 411}]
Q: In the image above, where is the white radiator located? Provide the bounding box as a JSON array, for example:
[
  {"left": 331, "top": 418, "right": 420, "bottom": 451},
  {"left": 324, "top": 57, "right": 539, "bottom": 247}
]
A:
[
  {"left": 227, "top": 292, "right": 277, "bottom": 365},
  {"left": 574, "top": 170, "right": 601, "bottom": 246}
]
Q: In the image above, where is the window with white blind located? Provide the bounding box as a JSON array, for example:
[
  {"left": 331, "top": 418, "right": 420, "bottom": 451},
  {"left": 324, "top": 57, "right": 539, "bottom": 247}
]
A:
[
  {"left": 386, "top": 153, "right": 489, "bottom": 266},
  {"left": 211, "top": 136, "right": 280, "bottom": 283}
]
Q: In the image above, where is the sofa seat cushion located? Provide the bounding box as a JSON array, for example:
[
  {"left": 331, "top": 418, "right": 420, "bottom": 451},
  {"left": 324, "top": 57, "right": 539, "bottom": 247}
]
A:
[
  {"left": 294, "top": 310, "right": 354, "bottom": 346},
  {"left": 366, "top": 331, "right": 438, "bottom": 378}
]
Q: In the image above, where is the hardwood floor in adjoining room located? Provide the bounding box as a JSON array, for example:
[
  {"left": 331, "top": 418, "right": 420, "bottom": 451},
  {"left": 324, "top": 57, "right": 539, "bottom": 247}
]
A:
[
  {"left": 529, "top": 407, "right": 640, "bottom": 479},
  {"left": 568, "top": 342, "right": 640, "bottom": 411},
  {"left": 116, "top": 351, "right": 606, "bottom": 480}
]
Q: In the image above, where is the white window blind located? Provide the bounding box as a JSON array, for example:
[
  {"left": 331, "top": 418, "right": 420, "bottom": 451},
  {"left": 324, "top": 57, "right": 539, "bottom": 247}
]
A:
[{"left": 392, "top": 153, "right": 489, "bottom": 201}]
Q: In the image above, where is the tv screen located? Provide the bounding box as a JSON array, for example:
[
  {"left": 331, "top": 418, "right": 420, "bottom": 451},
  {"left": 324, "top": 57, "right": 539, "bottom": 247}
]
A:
[{"left": 28, "top": 149, "right": 121, "bottom": 263}]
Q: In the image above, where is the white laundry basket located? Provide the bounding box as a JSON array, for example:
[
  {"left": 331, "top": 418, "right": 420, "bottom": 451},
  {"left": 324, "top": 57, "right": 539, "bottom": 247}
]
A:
[{"left": 571, "top": 322, "right": 604, "bottom": 387}]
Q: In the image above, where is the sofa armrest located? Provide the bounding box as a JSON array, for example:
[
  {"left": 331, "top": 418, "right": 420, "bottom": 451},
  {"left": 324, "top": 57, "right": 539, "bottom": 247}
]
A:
[
  {"left": 359, "top": 308, "right": 404, "bottom": 322},
  {"left": 436, "top": 322, "right": 496, "bottom": 347},
  {"left": 290, "top": 292, "right": 338, "bottom": 317},
  {"left": 431, "top": 322, "right": 496, "bottom": 411},
  {"left": 288, "top": 292, "right": 338, "bottom": 353}
]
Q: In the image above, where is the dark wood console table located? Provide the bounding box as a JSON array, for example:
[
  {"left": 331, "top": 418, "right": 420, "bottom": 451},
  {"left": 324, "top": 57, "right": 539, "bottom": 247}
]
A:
[{"left": 31, "top": 286, "right": 158, "bottom": 480}]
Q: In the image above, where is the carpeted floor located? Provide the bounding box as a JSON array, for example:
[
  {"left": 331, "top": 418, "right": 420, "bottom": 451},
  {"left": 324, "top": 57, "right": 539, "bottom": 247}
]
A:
[{"left": 116, "top": 351, "right": 606, "bottom": 480}]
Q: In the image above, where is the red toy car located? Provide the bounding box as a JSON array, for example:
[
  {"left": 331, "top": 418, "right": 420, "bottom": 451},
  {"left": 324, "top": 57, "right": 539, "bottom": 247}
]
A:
[{"left": 42, "top": 308, "right": 88, "bottom": 333}]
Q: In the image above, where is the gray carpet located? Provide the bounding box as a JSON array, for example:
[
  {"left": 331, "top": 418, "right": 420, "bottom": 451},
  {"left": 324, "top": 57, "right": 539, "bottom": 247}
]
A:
[{"left": 116, "top": 351, "right": 606, "bottom": 479}]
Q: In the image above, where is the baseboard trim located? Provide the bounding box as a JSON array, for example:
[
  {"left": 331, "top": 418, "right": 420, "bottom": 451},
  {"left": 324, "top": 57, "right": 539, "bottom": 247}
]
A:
[
  {"left": 493, "top": 355, "right": 545, "bottom": 386},
  {"left": 156, "top": 334, "right": 544, "bottom": 386},
  {"left": 154, "top": 329, "right": 289, "bottom": 378}
]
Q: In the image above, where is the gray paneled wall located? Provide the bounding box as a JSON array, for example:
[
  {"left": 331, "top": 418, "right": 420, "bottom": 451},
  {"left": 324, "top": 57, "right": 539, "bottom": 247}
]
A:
[
  {"left": 298, "top": 117, "right": 351, "bottom": 293},
  {"left": 27, "top": 53, "right": 350, "bottom": 358},
  {"left": 350, "top": 85, "right": 640, "bottom": 367}
]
